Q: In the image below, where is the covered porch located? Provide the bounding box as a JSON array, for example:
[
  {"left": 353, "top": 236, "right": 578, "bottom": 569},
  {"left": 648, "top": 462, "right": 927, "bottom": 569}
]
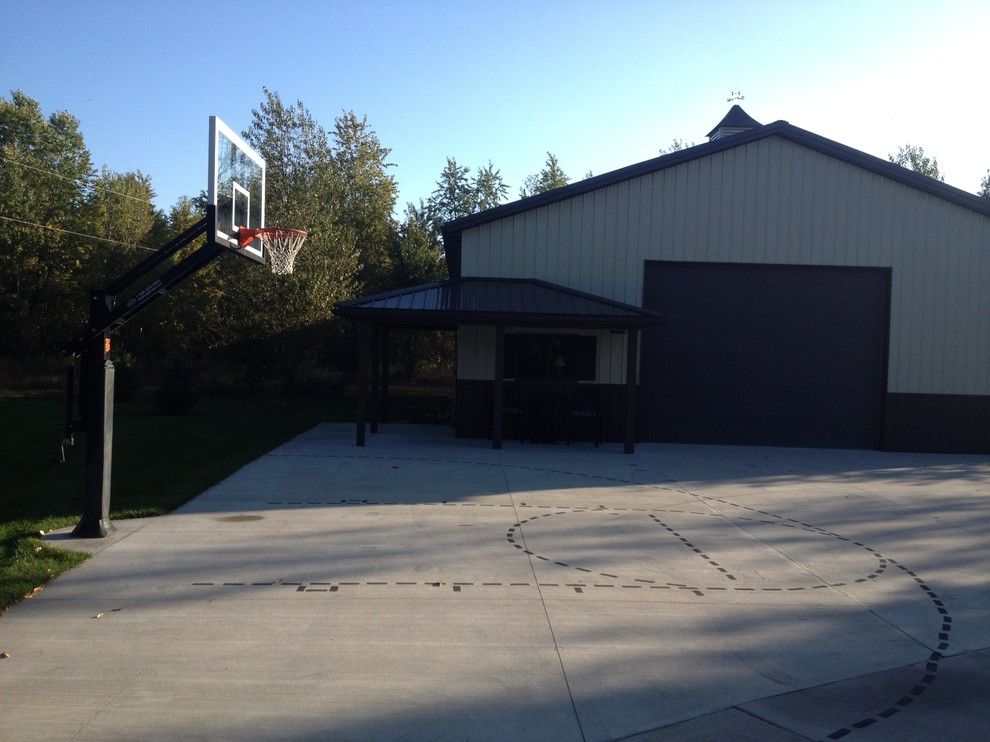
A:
[{"left": 334, "top": 277, "right": 664, "bottom": 453}]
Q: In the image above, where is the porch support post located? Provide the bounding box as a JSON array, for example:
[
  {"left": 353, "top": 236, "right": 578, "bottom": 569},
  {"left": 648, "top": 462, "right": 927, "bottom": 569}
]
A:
[
  {"left": 380, "top": 326, "right": 390, "bottom": 424},
  {"left": 492, "top": 324, "right": 505, "bottom": 449},
  {"left": 356, "top": 319, "right": 369, "bottom": 446},
  {"left": 370, "top": 323, "right": 380, "bottom": 434},
  {"left": 624, "top": 328, "right": 639, "bottom": 454}
]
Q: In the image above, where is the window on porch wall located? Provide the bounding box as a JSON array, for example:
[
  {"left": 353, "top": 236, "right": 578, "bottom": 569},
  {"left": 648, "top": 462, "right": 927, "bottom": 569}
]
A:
[{"left": 504, "top": 333, "right": 597, "bottom": 381}]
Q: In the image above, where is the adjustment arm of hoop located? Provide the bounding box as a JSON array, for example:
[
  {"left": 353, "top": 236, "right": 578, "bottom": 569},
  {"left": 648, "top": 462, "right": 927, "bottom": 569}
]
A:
[{"left": 237, "top": 228, "right": 260, "bottom": 248}]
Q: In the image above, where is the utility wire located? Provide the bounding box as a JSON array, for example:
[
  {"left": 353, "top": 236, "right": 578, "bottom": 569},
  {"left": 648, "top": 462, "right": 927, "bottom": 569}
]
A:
[
  {"left": 0, "top": 154, "right": 157, "bottom": 206},
  {"left": 0, "top": 214, "right": 158, "bottom": 252}
]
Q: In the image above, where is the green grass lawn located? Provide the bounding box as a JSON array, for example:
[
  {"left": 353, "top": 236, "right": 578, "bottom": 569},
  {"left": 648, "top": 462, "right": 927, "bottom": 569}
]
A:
[{"left": 0, "top": 388, "right": 451, "bottom": 611}]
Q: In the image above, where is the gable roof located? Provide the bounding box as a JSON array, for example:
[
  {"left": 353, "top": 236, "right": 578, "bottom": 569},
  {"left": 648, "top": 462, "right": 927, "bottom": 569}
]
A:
[
  {"left": 442, "top": 119, "right": 990, "bottom": 277},
  {"left": 706, "top": 104, "right": 762, "bottom": 137},
  {"left": 334, "top": 277, "right": 664, "bottom": 329}
]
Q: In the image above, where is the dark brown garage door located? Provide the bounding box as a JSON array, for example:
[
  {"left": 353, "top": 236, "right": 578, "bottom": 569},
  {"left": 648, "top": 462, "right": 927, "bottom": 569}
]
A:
[{"left": 640, "top": 261, "right": 890, "bottom": 448}]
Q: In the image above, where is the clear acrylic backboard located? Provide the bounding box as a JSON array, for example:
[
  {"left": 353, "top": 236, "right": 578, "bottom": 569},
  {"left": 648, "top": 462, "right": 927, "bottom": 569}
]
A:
[{"left": 208, "top": 116, "right": 265, "bottom": 262}]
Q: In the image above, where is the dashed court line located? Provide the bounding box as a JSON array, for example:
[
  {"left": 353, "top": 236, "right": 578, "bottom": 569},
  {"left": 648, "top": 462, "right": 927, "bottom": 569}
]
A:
[{"left": 192, "top": 580, "right": 710, "bottom": 596}]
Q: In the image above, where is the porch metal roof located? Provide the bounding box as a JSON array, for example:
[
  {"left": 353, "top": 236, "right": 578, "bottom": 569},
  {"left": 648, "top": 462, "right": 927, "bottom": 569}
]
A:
[{"left": 334, "top": 277, "right": 664, "bottom": 329}]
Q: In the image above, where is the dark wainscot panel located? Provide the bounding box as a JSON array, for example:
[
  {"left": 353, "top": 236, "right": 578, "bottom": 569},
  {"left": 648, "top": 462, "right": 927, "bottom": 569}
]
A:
[{"left": 884, "top": 393, "right": 990, "bottom": 454}]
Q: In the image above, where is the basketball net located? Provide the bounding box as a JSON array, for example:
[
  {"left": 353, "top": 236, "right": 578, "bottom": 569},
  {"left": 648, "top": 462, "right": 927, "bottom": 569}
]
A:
[{"left": 238, "top": 228, "right": 308, "bottom": 275}]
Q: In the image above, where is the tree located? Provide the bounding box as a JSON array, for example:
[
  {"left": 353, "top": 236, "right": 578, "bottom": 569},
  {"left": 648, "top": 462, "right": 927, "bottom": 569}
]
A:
[
  {"left": 83, "top": 168, "right": 157, "bottom": 286},
  {"left": 161, "top": 195, "right": 204, "bottom": 237},
  {"left": 234, "top": 88, "right": 361, "bottom": 381},
  {"left": 121, "top": 195, "right": 213, "bottom": 364},
  {"left": 659, "top": 138, "right": 695, "bottom": 154},
  {"left": 86, "top": 169, "right": 155, "bottom": 245},
  {"left": 888, "top": 144, "right": 944, "bottom": 181},
  {"left": 332, "top": 111, "right": 398, "bottom": 292},
  {"left": 421, "top": 157, "right": 509, "bottom": 238},
  {"left": 425, "top": 157, "right": 474, "bottom": 233},
  {"left": 390, "top": 205, "right": 446, "bottom": 288},
  {"left": 388, "top": 206, "right": 451, "bottom": 382},
  {"left": 473, "top": 161, "right": 509, "bottom": 211},
  {"left": 979, "top": 170, "right": 990, "bottom": 199},
  {"left": 519, "top": 152, "right": 569, "bottom": 198},
  {"left": 0, "top": 90, "right": 94, "bottom": 356},
  {"left": 244, "top": 88, "right": 336, "bottom": 231},
  {"left": 0, "top": 91, "right": 201, "bottom": 374}
]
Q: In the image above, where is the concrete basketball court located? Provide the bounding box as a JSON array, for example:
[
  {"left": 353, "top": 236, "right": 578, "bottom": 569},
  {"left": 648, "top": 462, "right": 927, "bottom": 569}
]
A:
[{"left": 3, "top": 424, "right": 990, "bottom": 741}]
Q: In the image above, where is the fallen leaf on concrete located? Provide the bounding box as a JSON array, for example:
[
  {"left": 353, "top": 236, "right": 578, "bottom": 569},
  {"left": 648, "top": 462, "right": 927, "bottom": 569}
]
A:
[
  {"left": 1, "top": 652, "right": 10, "bottom": 659},
  {"left": 23, "top": 587, "right": 43, "bottom": 599},
  {"left": 93, "top": 613, "right": 103, "bottom": 619}
]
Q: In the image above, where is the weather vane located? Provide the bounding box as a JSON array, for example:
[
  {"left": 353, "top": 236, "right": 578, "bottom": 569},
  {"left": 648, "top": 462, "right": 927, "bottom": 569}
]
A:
[{"left": 727, "top": 90, "right": 745, "bottom": 103}]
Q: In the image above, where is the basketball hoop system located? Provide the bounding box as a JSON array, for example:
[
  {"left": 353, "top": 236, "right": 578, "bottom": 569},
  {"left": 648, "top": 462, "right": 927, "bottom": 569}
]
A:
[
  {"left": 66, "top": 116, "right": 315, "bottom": 538},
  {"left": 238, "top": 227, "right": 308, "bottom": 275}
]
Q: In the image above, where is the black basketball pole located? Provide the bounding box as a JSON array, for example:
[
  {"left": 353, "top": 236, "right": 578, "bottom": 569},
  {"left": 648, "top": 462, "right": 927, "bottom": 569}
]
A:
[
  {"left": 73, "top": 307, "right": 115, "bottom": 537},
  {"left": 69, "top": 212, "right": 227, "bottom": 537}
]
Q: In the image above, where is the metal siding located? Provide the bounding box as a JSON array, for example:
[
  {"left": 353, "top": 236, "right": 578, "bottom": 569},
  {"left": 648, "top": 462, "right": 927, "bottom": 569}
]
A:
[
  {"left": 457, "top": 325, "right": 494, "bottom": 380},
  {"left": 602, "top": 330, "right": 626, "bottom": 383},
  {"left": 557, "top": 196, "right": 573, "bottom": 287},
  {"left": 697, "top": 155, "right": 714, "bottom": 261},
  {"left": 457, "top": 136, "right": 990, "bottom": 396},
  {"left": 742, "top": 140, "right": 759, "bottom": 260},
  {"left": 972, "top": 218, "right": 990, "bottom": 385},
  {"left": 584, "top": 190, "right": 599, "bottom": 290},
  {"left": 516, "top": 214, "right": 536, "bottom": 276},
  {"left": 678, "top": 164, "right": 692, "bottom": 261},
  {"left": 684, "top": 158, "right": 700, "bottom": 261},
  {"left": 627, "top": 176, "right": 643, "bottom": 302},
  {"left": 709, "top": 152, "right": 726, "bottom": 261},
  {"left": 755, "top": 139, "right": 773, "bottom": 263},
  {"left": 533, "top": 206, "right": 547, "bottom": 282},
  {"left": 606, "top": 182, "right": 623, "bottom": 298},
  {"left": 765, "top": 140, "right": 784, "bottom": 260},
  {"left": 639, "top": 174, "right": 657, "bottom": 300},
  {"left": 660, "top": 169, "right": 676, "bottom": 265},
  {"left": 591, "top": 189, "right": 607, "bottom": 295}
]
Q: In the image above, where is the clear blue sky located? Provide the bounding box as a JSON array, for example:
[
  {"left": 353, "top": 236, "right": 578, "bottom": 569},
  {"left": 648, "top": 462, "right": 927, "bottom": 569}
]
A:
[{"left": 3, "top": 0, "right": 988, "bottom": 214}]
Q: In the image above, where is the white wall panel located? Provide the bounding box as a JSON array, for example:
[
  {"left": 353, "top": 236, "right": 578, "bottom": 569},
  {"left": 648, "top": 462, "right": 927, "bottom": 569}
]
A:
[{"left": 456, "top": 325, "right": 494, "bottom": 380}]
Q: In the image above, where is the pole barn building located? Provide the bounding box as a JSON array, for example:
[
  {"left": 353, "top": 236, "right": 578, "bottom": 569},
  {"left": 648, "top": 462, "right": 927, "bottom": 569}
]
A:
[{"left": 341, "top": 107, "right": 990, "bottom": 454}]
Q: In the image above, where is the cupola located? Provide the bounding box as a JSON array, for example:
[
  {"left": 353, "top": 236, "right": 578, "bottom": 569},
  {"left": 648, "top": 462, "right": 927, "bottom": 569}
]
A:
[{"left": 706, "top": 105, "right": 761, "bottom": 141}]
